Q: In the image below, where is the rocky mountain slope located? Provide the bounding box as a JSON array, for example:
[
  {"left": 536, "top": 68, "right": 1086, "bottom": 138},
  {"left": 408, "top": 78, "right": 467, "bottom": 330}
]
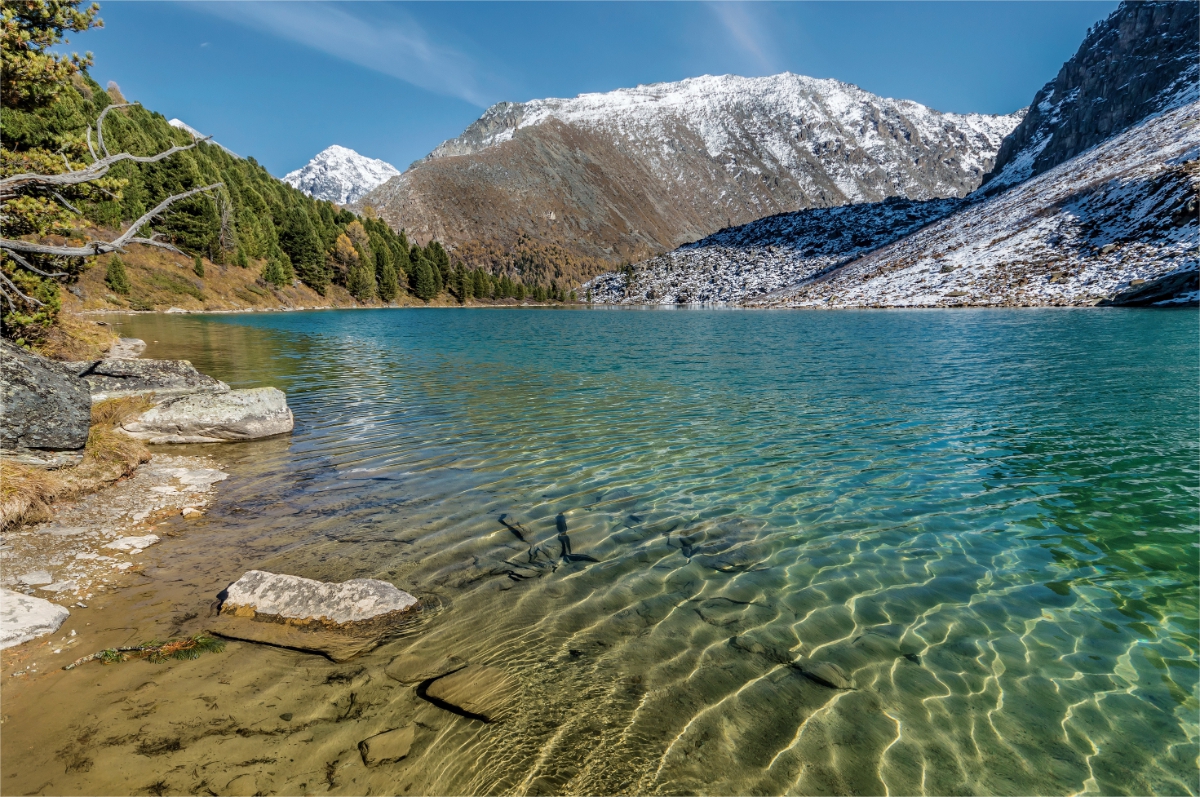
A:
[
  {"left": 586, "top": 1, "right": 1198, "bottom": 309},
  {"left": 358, "top": 73, "right": 1020, "bottom": 261},
  {"left": 284, "top": 145, "right": 400, "bottom": 205},
  {"left": 983, "top": 0, "right": 1199, "bottom": 192}
]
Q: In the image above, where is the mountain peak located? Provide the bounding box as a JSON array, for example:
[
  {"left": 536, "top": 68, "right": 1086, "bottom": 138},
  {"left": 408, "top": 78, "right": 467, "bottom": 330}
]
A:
[{"left": 284, "top": 146, "right": 400, "bottom": 205}]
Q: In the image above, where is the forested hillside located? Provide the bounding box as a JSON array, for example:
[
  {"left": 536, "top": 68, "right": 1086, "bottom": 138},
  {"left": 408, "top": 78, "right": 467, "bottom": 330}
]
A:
[{"left": 1, "top": 2, "right": 567, "bottom": 350}]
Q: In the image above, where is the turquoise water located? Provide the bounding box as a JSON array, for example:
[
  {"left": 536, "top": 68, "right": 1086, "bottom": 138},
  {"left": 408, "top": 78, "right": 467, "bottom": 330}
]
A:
[{"left": 115, "top": 307, "right": 1198, "bottom": 795}]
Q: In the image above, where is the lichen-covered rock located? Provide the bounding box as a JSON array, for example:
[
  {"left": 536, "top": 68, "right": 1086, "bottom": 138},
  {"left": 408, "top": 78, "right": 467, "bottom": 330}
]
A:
[
  {"left": 210, "top": 570, "right": 418, "bottom": 661},
  {"left": 0, "top": 588, "right": 69, "bottom": 649},
  {"left": 121, "top": 387, "right": 293, "bottom": 444},
  {"left": 67, "top": 358, "right": 228, "bottom": 402},
  {"left": 422, "top": 664, "right": 518, "bottom": 722},
  {"left": 0, "top": 340, "right": 90, "bottom": 466}
]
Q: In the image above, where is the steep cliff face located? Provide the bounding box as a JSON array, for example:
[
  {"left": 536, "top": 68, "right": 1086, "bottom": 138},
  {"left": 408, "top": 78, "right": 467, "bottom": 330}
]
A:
[
  {"left": 358, "top": 73, "right": 1020, "bottom": 260},
  {"left": 983, "top": 0, "right": 1198, "bottom": 191}
]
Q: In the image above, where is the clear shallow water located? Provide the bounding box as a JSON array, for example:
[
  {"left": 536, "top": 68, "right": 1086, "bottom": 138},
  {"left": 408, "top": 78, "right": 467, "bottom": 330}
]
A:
[{"left": 98, "top": 308, "right": 1199, "bottom": 794}]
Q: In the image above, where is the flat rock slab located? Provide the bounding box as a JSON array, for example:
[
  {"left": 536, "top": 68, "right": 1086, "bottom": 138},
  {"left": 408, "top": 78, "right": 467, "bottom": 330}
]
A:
[
  {"left": 386, "top": 651, "right": 468, "bottom": 685},
  {"left": 421, "top": 664, "right": 518, "bottom": 722},
  {"left": 69, "top": 358, "right": 229, "bottom": 402},
  {"left": 107, "top": 338, "right": 146, "bottom": 359},
  {"left": 211, "top": 570, "right": 419, "bottom": 662},
  {"left": 1, "top": 588, "right": 69, "bottom": 649},
  {"left": 359, "top": 725, "right": 415, "bottom": 766},
  {"left": 121, "top": 387, "right": 293, "bottom": 444}
]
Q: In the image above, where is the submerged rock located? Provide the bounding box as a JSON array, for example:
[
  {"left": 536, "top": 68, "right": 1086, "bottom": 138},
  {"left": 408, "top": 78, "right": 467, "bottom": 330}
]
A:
[
  {"left": 121, "top": 387, "right": 293, "bottom": 444},
  {"left": 107, "top": 338, "right": 147, "bottom": 359},
  {"left": 0, "top": 588, "right": 69, "bottom": 649},
  {"left": 359, "top": 725, "right": 415, "bottom": 766},
  {"left": 210, "top": 570, "right": 418, "bottom": 662},
  {"left": 421, "top": 664, "right": 518, "bottom": 722},
  {"left": 386, "top": 651, "right": 468, "bottom": 684},
  {"left": 0, "top": 340, "right": 90, "bottom": 467},
  {"left": 69, "top": 358, "right": 228, "bottom": 402}
]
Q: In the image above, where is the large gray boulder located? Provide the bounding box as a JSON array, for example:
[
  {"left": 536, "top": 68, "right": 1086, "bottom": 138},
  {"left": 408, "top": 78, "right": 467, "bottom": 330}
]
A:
[
  {"left": 120, "top": 387, "right": 293, "bottom": 443},
  {"left": 66, "top": 358, "right": 228, "bottom": 402},
  {"left": 1, "top": 340, "right": 90, "bottom": 467},
  {"left": 0, "top": 588, "right": 70, "bottom": 649},
  {"left": 210, "top": 570, "right": 419, "bottom": 661}
]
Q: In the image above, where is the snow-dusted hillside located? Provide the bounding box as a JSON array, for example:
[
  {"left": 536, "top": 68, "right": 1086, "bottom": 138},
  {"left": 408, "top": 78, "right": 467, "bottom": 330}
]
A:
[
  {"left": 284, "top": 145, "right": 400, "bottom": 205},
  {"left": 583, "top": 198, "right": 961, "bottom": 304},
  {"left": 167, "top": 118, "right": 239, "bottom": 158},
  {"left": 428, "top": 73, "right": 1020, "bottom": 205},
  {"left": 361, "top": 72, "right": 1020, "bottom": 261},
  {"left": 756, "top": 101, "right": 1198, "bottom": 308}
]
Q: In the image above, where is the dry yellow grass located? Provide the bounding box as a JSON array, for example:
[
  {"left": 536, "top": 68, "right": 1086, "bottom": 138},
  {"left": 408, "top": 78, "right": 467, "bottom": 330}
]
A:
[{"left": 0, "top": 397, "right": 154, "bottom": 530}]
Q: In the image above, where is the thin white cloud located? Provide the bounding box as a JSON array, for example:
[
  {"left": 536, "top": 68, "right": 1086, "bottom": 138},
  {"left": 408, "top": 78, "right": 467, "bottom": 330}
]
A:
[
  {"left": 198, "top": 2, "right": 499, "bottom": 106},
  {"left": 707, "top": 2, "right": 781, "bottom": 76}
]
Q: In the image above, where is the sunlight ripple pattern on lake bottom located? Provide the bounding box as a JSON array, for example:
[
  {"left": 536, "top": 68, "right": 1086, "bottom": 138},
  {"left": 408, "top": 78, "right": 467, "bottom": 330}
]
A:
[{"left": 119, "top": 307, "right": 1199, "bottom": 796}]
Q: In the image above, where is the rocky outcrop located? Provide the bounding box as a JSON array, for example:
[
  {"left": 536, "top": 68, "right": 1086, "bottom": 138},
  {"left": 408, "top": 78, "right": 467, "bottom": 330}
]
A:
[
  {"left": 210, "top": 570, "right": 419, "bottom": 661},
  {"left": 1, "top": 340, "right": 90, "bottom": 467},
  {"left": 1100, "top": 264, "right": 1199, "bottom": 307},
  {"left": 69, "top": 358, "right": 228, "bottom": 402},
  {"left": 120, "top": 387, "right": 293, "bottom": 444},
  {"left": 0, "top": 589, "right": 69, "bottom": 649},
  {"left": 983, "top": 1, "right": 1198, "bottom": 191}
]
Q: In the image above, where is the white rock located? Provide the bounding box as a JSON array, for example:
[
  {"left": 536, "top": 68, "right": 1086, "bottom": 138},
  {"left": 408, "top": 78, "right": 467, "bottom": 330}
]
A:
[
  {"left": 181, "top": 507, "right": 203, "bottom": 518},
  {"left": 121, "top": 387, "right": 293, "bottom": 444},
  {"left": 0, "top": 589, "right": 69, "bottom": 648},
  {"left": 18, "top": 571, "right": 53, "bottom": 586},
  {"left": 39, "top": 581, "right": 77, "bottom": 593},
  {"left": 104, "top": 534, "right": 160, "bottom": 552},
  {"left": 221, "top": 570, "right": 418, "bottom": 625},
  {"left": 177, "top": 468, "right": 228, "bottom": 486}
]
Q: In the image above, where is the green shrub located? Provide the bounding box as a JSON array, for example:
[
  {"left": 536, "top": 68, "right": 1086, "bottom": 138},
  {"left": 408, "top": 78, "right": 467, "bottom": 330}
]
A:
[{"left": 104, "top": 256, "right": 131, "bottom": 295}]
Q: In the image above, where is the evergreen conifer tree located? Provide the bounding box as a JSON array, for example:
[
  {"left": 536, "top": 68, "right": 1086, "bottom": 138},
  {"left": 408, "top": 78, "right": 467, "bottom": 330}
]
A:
[
  {"left": 105, "top": 255, "right": 131, "bottom": 295},
  {"left": 193, "top": 254, "right": 205, "bottom": 277},
  {"left": 413, "top": 256, "right": 437, "bottom": 301},
  {"left": 236, "top": 247, "right": 249, "bottom": 268},
  {"left": 262, "top": 255, "right": 286, "bottom": 287}
]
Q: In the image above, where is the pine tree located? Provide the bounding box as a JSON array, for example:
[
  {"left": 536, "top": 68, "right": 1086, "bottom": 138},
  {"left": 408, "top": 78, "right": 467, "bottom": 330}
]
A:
[
  {"left": 376, "top": 249, "right": 399, "bottom": 303},
  {"left": 262, "top": 256, "right": 286, "bottom": 287},
  {"left": 105, "top": 255, "right": 131, "bottom": 295},
  {"left": 236, "top": 247, "right": 249, "bottom": 268},
  {"left": 279, "top": 205, "right": 328, "bottom": 294},
  {"left": 193, "top": 254, "right": 205, "bottom": 277},
  {"left": 413, "top": 256, "right": 437, "bottom": 301}
]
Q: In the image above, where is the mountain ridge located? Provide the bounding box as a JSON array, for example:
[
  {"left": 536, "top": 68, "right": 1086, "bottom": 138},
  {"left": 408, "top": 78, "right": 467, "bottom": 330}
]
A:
[{"left": 284, "top": 145, "right": 400, "bottom": 206}]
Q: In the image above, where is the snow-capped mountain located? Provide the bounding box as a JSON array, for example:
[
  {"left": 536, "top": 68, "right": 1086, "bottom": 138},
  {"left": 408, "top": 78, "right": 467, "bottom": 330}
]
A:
[
  {"left": 284, "top": 145, "right": 400, "bottom": 206},
  {"left": 585, "top": 0, "right": 1198, "bottom": 309},
  {"left": 167, "top": 118, "right": 239, "bottom": 158},
  {"left": 358, "top": 73, "right": 1021, "bottom": 260}
]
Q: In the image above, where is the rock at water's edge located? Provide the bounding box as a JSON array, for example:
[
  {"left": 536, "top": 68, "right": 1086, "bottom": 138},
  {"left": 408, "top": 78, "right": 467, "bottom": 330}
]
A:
[
  {"left": 422, "top": 664, "right": 518, "bottom": 722},
  {"left": 107, "top": 338, "right": 147, "bottom": 359},
  {"left": 219, "top": 570, "right": 418, "bottom": 624},
  {"left": 209, "top": 570, "right": 418, "bottom": 661},
  {"left": 66, "top": 358, "right": 228, "bottom": 402},
  {"left": 359, "top": 725, "right": 415, "bottom": 766},
  {"left": 121, "top": 387, "right": 293, "bottom": 444},
  {"left": 0, "top": 588, "right": 69, "bottom": 649},
  {"left": 0, "top": 340, "right": 90, "bottom": 465}
]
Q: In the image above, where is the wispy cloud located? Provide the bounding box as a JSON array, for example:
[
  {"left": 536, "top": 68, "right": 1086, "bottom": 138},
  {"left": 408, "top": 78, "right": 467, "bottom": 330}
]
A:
[
  {"left": 707, "top": 2, "right": 781, "bottom": 76},
  {"left": 198, "top": 2, "right": 500, "bottom": 106}
]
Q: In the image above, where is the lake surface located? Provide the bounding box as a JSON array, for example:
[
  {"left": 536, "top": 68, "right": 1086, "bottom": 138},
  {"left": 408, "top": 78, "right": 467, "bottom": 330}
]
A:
[{"left": 21, "top": 308, "right": 1200, "bottom": 794}]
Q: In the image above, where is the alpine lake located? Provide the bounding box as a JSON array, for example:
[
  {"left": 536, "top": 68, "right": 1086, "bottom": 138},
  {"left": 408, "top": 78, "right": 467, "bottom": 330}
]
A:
[{"left": 2, "top": 306, "right": 1196, "bottom": 796}]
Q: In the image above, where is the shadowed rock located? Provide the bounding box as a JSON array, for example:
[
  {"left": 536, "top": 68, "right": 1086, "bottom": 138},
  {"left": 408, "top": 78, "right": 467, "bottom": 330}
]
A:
[
  {"left": 1, "top": 340, "right": 90, "bottom": 467},
  {"left": 67, "top": 358, "right": 229, "bottom": 403},
  {"left": 359, "top": 725, "right": 415, "bottom": 766}
]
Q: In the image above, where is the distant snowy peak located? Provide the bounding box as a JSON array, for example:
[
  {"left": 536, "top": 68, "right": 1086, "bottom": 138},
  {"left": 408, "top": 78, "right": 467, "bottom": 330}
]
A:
[
  {"left": 283, "top": 145, "right": 400, "bottom": 205},
  {"left": 428, "top": 72, "right": 1021, "bottom": 183},
  {"left": 168, "top": 118, "right": 239, "bottom": 158}
]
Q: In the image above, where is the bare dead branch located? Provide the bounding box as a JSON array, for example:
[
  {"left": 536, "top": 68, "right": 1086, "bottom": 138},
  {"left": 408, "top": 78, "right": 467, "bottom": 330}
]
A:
[
  {"left": 0, "top": 183, "right": 222, "bottom": 258},
  {"left": 86, "top": 127, "right": 98, "bottom": 162},
  {"left": 95, "top": 102, "right": 134, "bottom": 159},
  {"left": 0, "top": 136, "right": 211, "bottom": 197},
  {"left": 0, "top": 270, "right": 43, "bottom": 307},
  {"left": 5, "top": 249, "right": 67, "bottom": 278},
  {"left": 52, "top": 192, "right": 82, "bottom": 215},
  {"left": 126, "top": 236, "right": 184, "bottom": 254}
]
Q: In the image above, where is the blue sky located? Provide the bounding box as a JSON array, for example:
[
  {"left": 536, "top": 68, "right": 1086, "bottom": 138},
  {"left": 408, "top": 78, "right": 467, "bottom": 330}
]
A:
[{"left": 70, "top": 2, "right": 1118, "bottom": 178}]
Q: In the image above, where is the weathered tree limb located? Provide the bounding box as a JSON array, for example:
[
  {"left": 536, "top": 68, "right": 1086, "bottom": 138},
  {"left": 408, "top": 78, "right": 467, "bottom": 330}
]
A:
[{"left": 0, "top": 182, "right": 222, "bottom": 258}]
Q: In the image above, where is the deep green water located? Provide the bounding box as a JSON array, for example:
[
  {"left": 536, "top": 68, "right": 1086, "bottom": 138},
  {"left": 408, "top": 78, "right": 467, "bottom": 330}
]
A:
[{"left": 114, "top": 307, "right": 1198, "bottom": 795}]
